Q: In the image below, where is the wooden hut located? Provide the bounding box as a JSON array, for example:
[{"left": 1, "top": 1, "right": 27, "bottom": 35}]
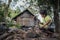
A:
[{"left": 13, "top": 9, "right": 39, "bottom": 27}]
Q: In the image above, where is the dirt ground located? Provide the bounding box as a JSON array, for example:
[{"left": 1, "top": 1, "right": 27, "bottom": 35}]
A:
[{"left": 0, "top": 28, "right": 58, "bottom": 40}]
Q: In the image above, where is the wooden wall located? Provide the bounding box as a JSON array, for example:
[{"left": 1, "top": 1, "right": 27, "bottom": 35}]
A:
[{"left": 15, "top": 11, "right": 36, "bottom": 26}]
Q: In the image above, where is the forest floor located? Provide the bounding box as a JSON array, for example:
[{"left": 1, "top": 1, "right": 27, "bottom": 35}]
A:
[{"left": 0, "top": 28, "right": 59, "bottom": 40}]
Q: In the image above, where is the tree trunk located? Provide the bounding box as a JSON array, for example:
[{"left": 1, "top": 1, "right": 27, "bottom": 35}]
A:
[
  {"left": 53, "top": 0, "right": 60, "bottom": 33},
  {"left": 53, "top": 0, "right": 60, "bottom": 39}
]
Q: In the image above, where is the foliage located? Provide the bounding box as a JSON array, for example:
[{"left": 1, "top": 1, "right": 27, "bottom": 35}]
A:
[
  {"left": 15, "top": 24, "right": 22, "bottom": 29},
  {"left": 0, "top": 3, "right": 5, "bottom": 22},
  {"left": 8, "top": 8, "right": 21, "bottom": 18},
  {"left": 0, "top": 0, "right": 21, "bottom": 29},
  {"left": 5, "top": 20, "right": 22, "bottom": 29},
  {"left": 6, "top": 21, "right": 14, "bottom": 27}
]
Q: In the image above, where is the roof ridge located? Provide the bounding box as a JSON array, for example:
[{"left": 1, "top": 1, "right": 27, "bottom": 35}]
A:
[{"left": 12, "top": 9, "right": 35, "bottom": 20}]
